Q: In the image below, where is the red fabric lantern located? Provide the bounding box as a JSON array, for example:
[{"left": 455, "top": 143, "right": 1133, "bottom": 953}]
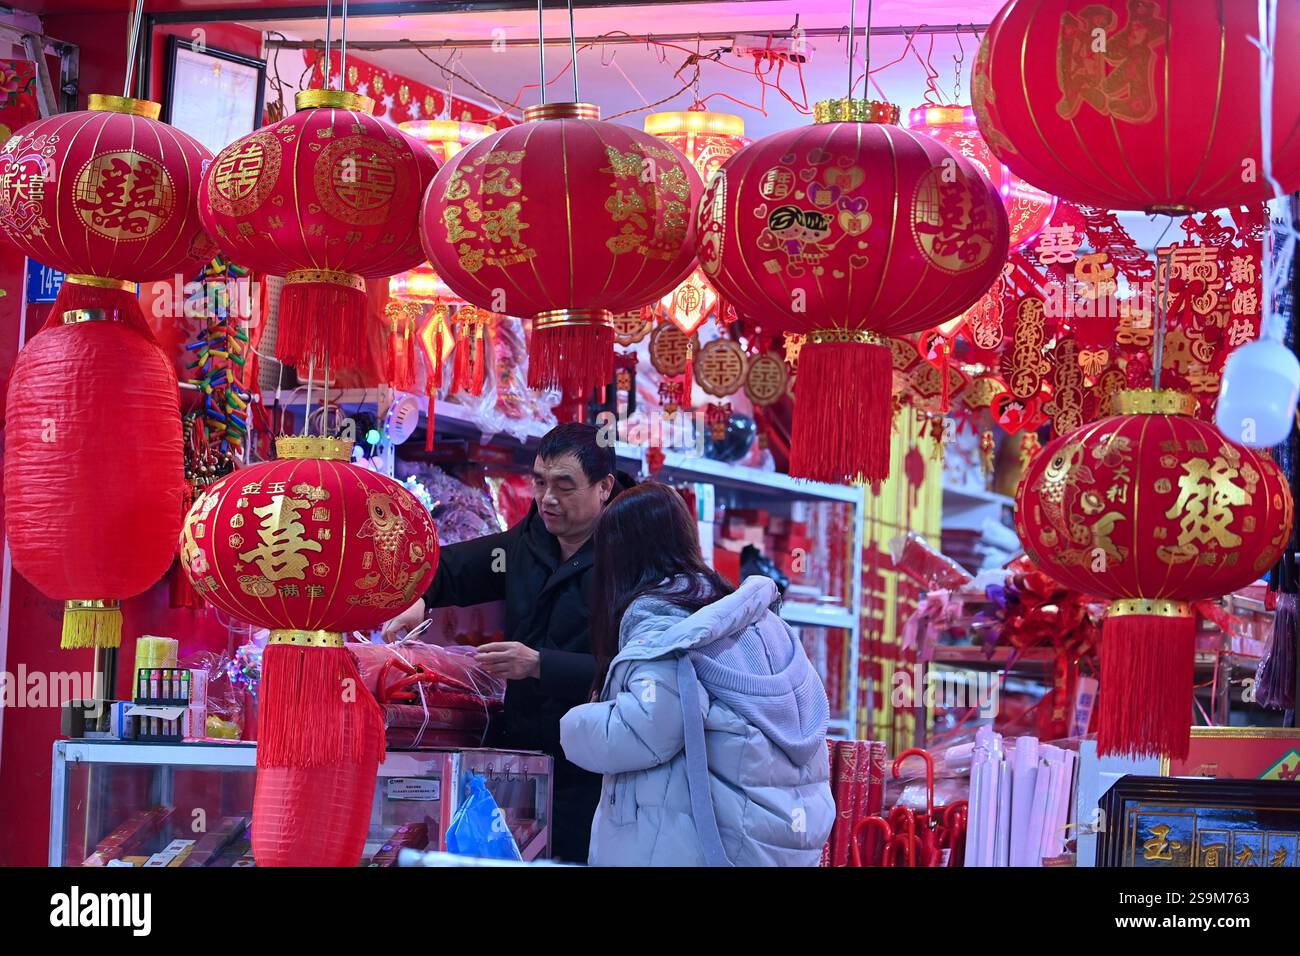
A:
[
  {"left": 1016, "top": 390, "right": 1292, "bottom": 758},
  {"left": 180, "top": 436, "right": 440, "bottom": 865},
  {"left": 972, "top": 0, "right": 1300, "bottom": 212},
  {"left": 907, "top": 105, "right": 1056, "bottom": 249},
  {"left": 698, "top": 99, "right": 1009, "bottom": 484},
  {"left": 0, "top": 94, "right": 213, "bottom": 326},
  {"left": 200, "top": 90, "right": 437, "bottom": 372},
  {"left": 4, "top": 311, "right": 184, "bottom": 647},
  {"left": 420, "top": 102, "right": 703, "bottom": 400}
]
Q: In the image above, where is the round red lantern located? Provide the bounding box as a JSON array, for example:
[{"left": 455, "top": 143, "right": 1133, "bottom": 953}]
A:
[
  {"left": 200, "top": 90, "right": 437, "bottom": 373},
  {"left": 972, "top": 0, "right": 1300, "bottom": 212},
  {"left": 0, "top": 94, "right": 213, "bottom": 325},
  {"left": 180, "top": 436, "right": 440, "bottom": 866},
  {"left": 907, "top": 105, "right": 1055, "bottom": 249},
  {"left": 4, "top": 310, "right": 184, "bottom": 647},
  {"left": 1016, "top": 390, "right": 1293, "bottom": 758},
  {"left": 698, "top": 98, "right": 1009, "bottom": 484},
  {"left": 420, "top": 102, "right": 703, "bottom": 399}
]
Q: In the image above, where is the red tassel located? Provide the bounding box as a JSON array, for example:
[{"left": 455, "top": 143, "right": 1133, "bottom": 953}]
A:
[
  {"left": 256, "top": 643, "right": 386, "bottom": 768},
  {"left": 1098, "top": 613, "right": 1195, "bottom": 760},
  {"left": 276, "top": 280, "right": 368, "bottom": 372},
  {"left": 528, "top": 320, "right": 613, "bottom": 399},
  {"left": 789, "top": 337, "right": 892, "bottom": 484},
  {"left": 683, "top": 356, "right": 694, "bottom": 409},
  {"left": 386, "top": 313, "right": 419, "bottom": 392}
]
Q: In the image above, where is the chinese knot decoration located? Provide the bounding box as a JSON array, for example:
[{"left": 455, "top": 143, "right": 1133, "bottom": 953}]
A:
[
  {"left": 0, "top": 94, "right": 213, "bottom": 326},
  {"left": 181, "top": 436, "right": 439, "bottom": 865},
  {"left": 698, "top": 98, "right": 1009, "bottom": 484},
  {"left": 973, "top": 0, "right": 1300, "bottom": 212},
  {"left": 907, "top": 105, "right": 1056, "bottom": 249},
  {"left": 1016, "top": 389, "right": 1292, "bottom": 759},
  {"left": 200, "top": 90, "right": 437, "bottom": 373},
  {"left": 4, "top": 310, "right": 184, "bottom": 648},
  {"left": 420, "top": 102, "right": 703, "bottom": 403}
]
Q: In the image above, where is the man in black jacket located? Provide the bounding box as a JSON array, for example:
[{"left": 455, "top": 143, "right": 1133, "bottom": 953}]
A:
[{"left": 382, "top": 423, "right": 635, "bottom": 863}]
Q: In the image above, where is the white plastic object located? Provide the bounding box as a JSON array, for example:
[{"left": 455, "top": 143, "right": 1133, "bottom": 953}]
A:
[
  {"left": 1215, "top": 336, "right": 1300, "bottom": 448},
  {"left": 385, "top": 393, "right": 422, "bottom": 445}
]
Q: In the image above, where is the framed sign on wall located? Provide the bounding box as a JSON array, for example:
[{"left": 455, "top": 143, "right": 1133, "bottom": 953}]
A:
[{"left": 162, "top": 36, "right": 265, "bottom": 155}]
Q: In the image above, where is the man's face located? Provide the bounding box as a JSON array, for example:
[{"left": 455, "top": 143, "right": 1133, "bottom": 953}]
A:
[{"left": 532, "top": 452, "right": 613, "bottom": 539}]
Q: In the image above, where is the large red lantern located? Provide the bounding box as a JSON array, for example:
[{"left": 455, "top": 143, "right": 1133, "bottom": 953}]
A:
[
  {"left": 0, "top": 95, "right": 213, "bottom": 324},
  {"left": 420, "top": 102, "right": 703, "bottom": 400},
  {"left": 4, "top": 311, "right": 184, "bottom": 647},
  {"left": 1016, "top": 390, "right": 1292, "bottom": 759},
  {"left": 697, "top": 99, "right": 1009, "bottom": 484},
  {"left": 180, "top": 436, "right": 440, "bottom": 865},
  {"left": 907, "top": 105, "right": 1055, "bottom": 249},
  {"left": 200, "top": 90, "right": 437, "bottom": 372},
  {"left": 972, "top": 0, "right": 1300, "bottom": 212}
]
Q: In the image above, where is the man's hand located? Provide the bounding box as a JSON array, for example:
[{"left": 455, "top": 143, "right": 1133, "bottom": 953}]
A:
[
  {"left": 381, "top": 598, "right": 426, "bottom": 643},
  {"left": 475, "top": 641, "right": 541, "bottom": 681}
]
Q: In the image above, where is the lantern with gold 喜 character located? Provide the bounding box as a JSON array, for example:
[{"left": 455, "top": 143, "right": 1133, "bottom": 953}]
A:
[
  {"left": 180, "top": 436, "right": 439, "bottom": 866},
  {"left": 199, "top": 90, "right": 438, "bottom": 373},
  {"left": 1015, "top": 390, "right": 1292, "bottom": 760}
]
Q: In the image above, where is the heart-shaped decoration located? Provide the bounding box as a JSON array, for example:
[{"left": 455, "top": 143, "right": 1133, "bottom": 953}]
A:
[
  {"left": 756, "top": 229, "right": 780, "bottom": 251},
  {"left": 839, "top": 210, "right": 872, "bottom": 236},
  {"left": 838, "top": 196, "right": 868, "bottom": 214},
  {"left": 779, "top": 152, "right": 798, "bottom": 165},
  {"left": 857, "top": 240, "right": 869, "bottom": 249},
  {"left": 799, "top": 167, "right": 816, "bottom": 182},
  {"left": 808, "top": 183, "right": 841, "bottom": 208},
  {"left": 849, "top": 254, "right": 869, "bottom": 270},
  {"left": 825, "top": 166, "right": 865, "bottom": 191},
  {"left": 990, "top": 391, "right": 1038, "bottom": 434},
  {"left": 832, "top": 269, "right": 846, "bottom": 279},
  {"left": 787, "top": 263, "right": 806, "bottom": 277},
  {"left": 807, "top": 147, "right": 833, "bottom": 164},
  {"left": 753, "top": 202, "right": 769, "bottom": 220}
]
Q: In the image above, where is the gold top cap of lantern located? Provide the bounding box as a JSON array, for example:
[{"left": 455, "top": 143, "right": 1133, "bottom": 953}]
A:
[
  {"left": 87, "top": 94, "right": 161, "bottom": 119},
  {"left": 813, "top": 98, "right": 901, "bottom": 125},
  {"left": 523, "top": 102, "right": 600, "bottom": 122},
  {"left": 1113, "top": 388, "right": 1198, "bottom": 416},
  {"left": 295, "top": 89, "right": 376, "bottom": 114},
  {"left": 275, "top": 436, "right": 354, "bottom": 461}
]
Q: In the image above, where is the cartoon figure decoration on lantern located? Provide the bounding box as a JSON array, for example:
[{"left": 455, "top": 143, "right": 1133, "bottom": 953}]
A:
[
  {"left": 181, "top": 436, "right": 440, "bottom": 866},
  {"left": 698, "top": 98, "right": 1009, "bottom": 484},
  {"left": 1016, "top": 389, "right": 1292, "bottom": 760}
]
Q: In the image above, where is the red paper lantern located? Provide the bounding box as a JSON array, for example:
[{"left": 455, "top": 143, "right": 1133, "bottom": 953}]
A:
[
  {"left": 907, "top": 105, "right": 1055, "bottom": 249},
  {"left": 420, "top": 102, "right": 703, "bottom": 399},
  {"left": 180, "top": 436, "right": 440, "bottom": 865},
  {"left": 4, "top": 311, "right": 184, "bottom": 647},
  {"left": 698, "top": 99, "right": 1009, "bottom": 484},
  {"left": 1016, "top": 390, "right": 1292, "bottom": 758},
  {"left": 0, "top": 94, "right": 213, "bottom": 324},
  {"left": 972, "top": 0, "right": 1300, "bottom": 212},
  {"left": 200, "top": 90, "right": 437, "bottom": 372}
]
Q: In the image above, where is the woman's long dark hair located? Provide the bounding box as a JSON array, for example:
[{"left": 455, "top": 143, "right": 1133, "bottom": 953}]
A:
[{"left": 589, "top": 482, "right": 734, "bottom": 691}]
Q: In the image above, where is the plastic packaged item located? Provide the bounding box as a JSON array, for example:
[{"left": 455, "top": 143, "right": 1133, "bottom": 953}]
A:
[
  {"left": 889, "top": 531, "right": 973, "bottom": 592},
  {"left": 1256, "top": 591, "right": 1297, "bottom": 710},
  {"left": 445, "top": 773, "right": 522, "bottom": 861}
]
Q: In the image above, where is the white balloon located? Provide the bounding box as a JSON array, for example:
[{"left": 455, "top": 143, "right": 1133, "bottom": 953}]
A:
[{"left": 1215, "top": 338, "right": 1300, "bottom": 447}]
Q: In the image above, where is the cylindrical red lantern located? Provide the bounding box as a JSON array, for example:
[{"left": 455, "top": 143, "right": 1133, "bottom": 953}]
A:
[
  {"left": 200, "top": 90, "right": 437, "bottom": 372},
  {"left": 907, "top": 105, "right": 1055, "bottom": 249},
  {"left": 4, "top": 311, "right": 184, "bottom": 647},
  {"left": 180, "top": 436, "right": 439, "bottom": 866},
  {"left": 0, "top": 94, "right": 213, "bottom": 326},
  {"left": 420, "top": 102, "right": 703, "bottom": 400},
  {"left": 698, "top": 99, "right": 1009, "bottom": 484},
  {"left": 973, "top": 0, "right": 1300, "bottom": 212},
  {"left": 1016, "top": 390, "right": 1293, "bottom": 759}
]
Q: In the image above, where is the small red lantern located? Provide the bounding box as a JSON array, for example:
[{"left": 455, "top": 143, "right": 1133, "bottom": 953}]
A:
[
  {"left": 907, "top": 105, "right": 1055, "bottom": 249},
  {"left": 420, "top": 102, "right": 703, "bottom": 400},
  {"left": 4, "top": 311, "right": 184, "bottom": 647},
  {"left": 973, "top": 0, "right": 1300, "bottom": 212},
  {"left": 181, "top": 436, "right": 440, "bottom": 865},
  {"left": 0, "top": 94, "right": 213, "bottom": 325},
  {"left": 1016, "top": 390, "right": 1292, "bottom": 758},
  {"left": 200, "top": 90, "right": 437, "bottom": 372},
  {"left": 698, "top": 98, "right": 1009, "bottom": 484}
]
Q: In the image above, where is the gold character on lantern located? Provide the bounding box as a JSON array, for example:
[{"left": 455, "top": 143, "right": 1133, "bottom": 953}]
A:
[
  {"left": 238, "top": 495, "right": 323, "bottom": 582},
  {"left": 1056, "top": 0, "right": 1166, "bottom": 125},
  {"left": 1159, "top": 455, "right": 1248, "bottom": 562}
]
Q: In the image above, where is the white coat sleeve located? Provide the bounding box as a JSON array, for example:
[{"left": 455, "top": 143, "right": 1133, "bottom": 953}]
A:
[{"left": 560, "top": 656, "right": 687, "bottom": 775}]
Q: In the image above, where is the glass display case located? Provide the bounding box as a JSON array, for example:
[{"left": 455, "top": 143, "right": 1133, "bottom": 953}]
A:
[{"left": 50, "top": 739, "right": 552, "bottom": 866}]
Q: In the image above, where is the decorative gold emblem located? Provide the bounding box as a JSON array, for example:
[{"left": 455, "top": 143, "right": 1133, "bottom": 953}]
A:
[
  {"left": 1056, "top": 0, "right": 1166, "bottom": 124},
  {"left": 74, "top": 150, "right": 175, "bottom": 241},
  {"left": 315, "top": 135, "right": 402, "bottom": 226},
  {"left": 209, "top": 131, "right": 282, "bottom": 217}
]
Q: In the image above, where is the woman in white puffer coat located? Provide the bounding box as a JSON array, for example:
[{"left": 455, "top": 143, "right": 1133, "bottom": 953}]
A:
[{"left": 559, "top": 482, "right": 834, "bottom": 866}]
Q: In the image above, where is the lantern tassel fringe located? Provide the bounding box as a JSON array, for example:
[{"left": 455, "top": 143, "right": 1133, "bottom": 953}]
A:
[
  {"left": 528, "top": 322, "right": 614, "bottom": 399},
  {"left": 61, "top": 606, "right": 122, "bottom": 650},
  {"left": 257, "top": 643, "right": 386, "bottom": 768},
  {"left": 1098, "top": 613, "right": 1195, "bottom": 760},
  {"left": 789, "top": 338, "right": 892, "bottom": 484},
  {"left": 277, "top": 283, "right": 368, "bottom": 372}
]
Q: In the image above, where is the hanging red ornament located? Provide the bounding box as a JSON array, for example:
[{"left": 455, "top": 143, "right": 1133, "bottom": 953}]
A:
[
  {"left": 1016, "top": 389, "right": 1292, "bottom": 759},
  {"left": 698, "top": 98, "right": 1009, "bottom": 484},
  {"left": 180, "top": 436, "right": 440, "bottom": 865},
  {"left": 0, "top": 94, "right": 213, "bottom": 327},
  {"left": 973, "top": 0, "right": 1300, "bottom": 212},
  {"left": 4, "top": 310, "right": 184, "bottom": 647},
  {"left": 420, "top": 102, "right": 703, "bottom": 402},
  {"left": 200, "top": 90, "right": 437, "bottom": 372}
]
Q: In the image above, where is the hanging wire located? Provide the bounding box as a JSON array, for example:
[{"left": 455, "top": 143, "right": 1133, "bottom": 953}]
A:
[
  {"left": 323, "top": 0, "right": 334, "bottom": 90},
  {"left": 846, "top": 0, "right": 856, "bottom": 100},
  {"left": 567, "top": 0, "right": 580, "bottom": 101},
  {"left": 1149, "top": 215, "right": 1177, "bottom": 391},
  {"left": 953, "top": 29, "right": 965, "bottom": 103},
  {"left": 339, "top": 0, "right": 350, "bottom": 92},
  {"left": 862, "top": 0, "right": 874, "bottom": 90},
  {"left": 537, "top": 0, "right": 548, "bottom": 106},
  {"left": 123, "top": 0, "right": 146, "bottom": 97},
  {"left": 303, "top": 355, "right": 315, "bottom": 436}
]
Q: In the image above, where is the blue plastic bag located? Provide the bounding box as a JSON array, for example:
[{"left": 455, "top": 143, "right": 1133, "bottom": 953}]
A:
[{"left": 445, "top": 773, "right": 523, "bottom": 861}]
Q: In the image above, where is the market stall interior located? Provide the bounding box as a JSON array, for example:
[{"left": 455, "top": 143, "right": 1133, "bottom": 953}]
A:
[{"left": 0, "top": 0, "right": 1298, "bottom": 869}]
